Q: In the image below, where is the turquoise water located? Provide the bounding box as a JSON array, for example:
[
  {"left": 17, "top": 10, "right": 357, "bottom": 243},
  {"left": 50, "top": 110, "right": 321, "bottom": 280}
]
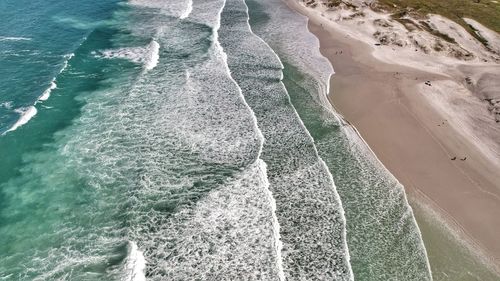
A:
[
  {"left": 0, "top": 0, "right": 431, "bottom": 279},
  {"left": 0, "top": 0, "right": 121, "bottom": 133}
]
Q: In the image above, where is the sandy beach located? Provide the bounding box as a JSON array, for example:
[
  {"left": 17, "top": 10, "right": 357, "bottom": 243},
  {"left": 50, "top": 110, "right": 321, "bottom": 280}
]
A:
[{"left": 285, "top": 0, "right": 500, "bottom": 277}]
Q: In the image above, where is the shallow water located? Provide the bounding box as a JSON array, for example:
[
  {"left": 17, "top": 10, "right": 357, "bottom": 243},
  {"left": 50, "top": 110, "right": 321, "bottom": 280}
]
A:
[{"left": 411, "top": 199, "right": 500, "bottom": 281}]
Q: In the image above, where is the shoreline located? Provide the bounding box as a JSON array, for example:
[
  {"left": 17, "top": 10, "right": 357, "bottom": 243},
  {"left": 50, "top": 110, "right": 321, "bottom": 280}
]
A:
[{"left": 285, "top": 0, "right": 500, "bottom": 277}]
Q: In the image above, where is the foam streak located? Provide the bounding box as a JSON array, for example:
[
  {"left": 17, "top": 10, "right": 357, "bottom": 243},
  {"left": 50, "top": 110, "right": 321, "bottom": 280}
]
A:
[
  {"left": 179, "top": 0, "right": 193, "bottom": 19},
  {"left": 215, "top": 2, "right": 285, "bottom": 278},
  {"left": 144, "top": 40, "right": 160, "bottom": 70},
  {"left": 124, "top": 241, "right": 146, "bottom": 281},
  {"left": 241, "top": 0, "right": 353, "bottom": 278},
  {"left": 218, "top": 0, "right": 354, "bottom": 278},
  {"left": 0, "top": 36, "right": 31, "bottom": 41}
]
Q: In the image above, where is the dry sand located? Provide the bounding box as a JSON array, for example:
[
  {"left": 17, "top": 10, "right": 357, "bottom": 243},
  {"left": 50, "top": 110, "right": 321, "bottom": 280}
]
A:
[{"left": 285, "top": 0, "right": 500, "bottom": 275}]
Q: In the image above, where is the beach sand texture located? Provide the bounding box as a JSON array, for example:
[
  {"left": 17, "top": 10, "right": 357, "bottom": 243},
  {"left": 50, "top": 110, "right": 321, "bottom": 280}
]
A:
[{"left": 286, "top": 0, "right": 500, "bottom": 278}]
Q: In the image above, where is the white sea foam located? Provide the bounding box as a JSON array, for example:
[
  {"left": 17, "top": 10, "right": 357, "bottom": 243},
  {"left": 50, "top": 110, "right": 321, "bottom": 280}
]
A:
[
  {"left": 101, "top": 40, "right": 159, "bottom": 71},
  {"left": 259, "top": 161, "right": 285, "bottom": 281},
  {"left": 124, "top": 241, "right": 146, "bottom": 281},
  {"left": 0, "top": 36, "right": 31, "bottom": 41},
  {"left": 144, "top": 40, "right": 160, "bottom": 70},
  {"left": 129, "top": 0, "right": 192, "bottom": 19},
  {"left": 149, "top": 160, "right": 281, "bottom": 279},
  {"left": 261, "top": 162, "right": 286, "bottom": 281},
  {"left": 61, "top": 53, "right": 75, "bottom": 73},
  {"left": 101, "top": 47, "right": 144, "bottom": 63},
  {"left": 4, "top": 106, "right": 37, "bottom": 134},
  {"left": 216, "top": 3, "right": 285, "bottom": 277},
  {"left": 106, "top": 1, "right": 279, "bottom": 278},
  {"left": 275, "top": 45, "right": 354, "bottom": 281},
  {"left": 38, "top": 80, "right": 57, "bottom": 101},
  {"left": 0, "top": 101, "right": 13, "bottom": 109},
  {"left": 35, "top": 53, "right": 73, "bottom": 103},
  {"left": 179, "top": 0, "right": 193, "bottom": 19},
  {"left": 218, "top": 0, "right": 355, "bottom": 278}
]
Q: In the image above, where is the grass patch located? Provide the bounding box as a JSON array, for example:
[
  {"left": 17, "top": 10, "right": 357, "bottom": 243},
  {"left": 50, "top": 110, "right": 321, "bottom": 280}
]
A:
[
  {"left": 324, "top": 0, "right": 358, "bottom": 9},
  {"left": 375, "top": 0, "right": 500, "bottom": 46},
  {"left": 419, "top": 21, "right": 457, "bottom": 43}
]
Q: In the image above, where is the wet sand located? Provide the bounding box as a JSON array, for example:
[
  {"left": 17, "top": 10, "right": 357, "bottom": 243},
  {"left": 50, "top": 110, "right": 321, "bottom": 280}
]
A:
[{"left": 285, "top": 0, "right": 500, "bottom": 277}]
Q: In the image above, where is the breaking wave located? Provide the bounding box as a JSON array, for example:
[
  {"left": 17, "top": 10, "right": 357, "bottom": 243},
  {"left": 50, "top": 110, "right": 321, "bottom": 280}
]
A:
[
  {"left": 124, "top": 242, "right": 146, "bottom": 281},
  {"left": 3, "top": 106, "right": 37, "bottom": 134},
  {"left": 100, "top": 40, "right": 160, "bottom": 70}
]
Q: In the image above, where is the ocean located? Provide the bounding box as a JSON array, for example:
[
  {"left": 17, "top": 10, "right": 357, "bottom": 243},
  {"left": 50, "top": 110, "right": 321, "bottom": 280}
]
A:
[{"left": 0, "top": 0, "right": 431, "bottom": 280}]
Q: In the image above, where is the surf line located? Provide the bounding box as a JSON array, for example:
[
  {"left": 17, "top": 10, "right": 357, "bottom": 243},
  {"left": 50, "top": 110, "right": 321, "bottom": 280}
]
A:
[
  {"left": 179, "top": 0, "right": 193, "bottom": 19},
  {"left": 238, "top": 0, "right": 354, "bottom": 278},
  {"left": 215, "top": 1, "right": 285, "bottom": 279},
  {"left": 144, "top": 40, "right": 160, "bottom": 71},
  {"left": 37, "top": 53, "right": 74, "bottom": 102},
  {"left": 124, "top": 241, "right": 146, "bottom": 281}
]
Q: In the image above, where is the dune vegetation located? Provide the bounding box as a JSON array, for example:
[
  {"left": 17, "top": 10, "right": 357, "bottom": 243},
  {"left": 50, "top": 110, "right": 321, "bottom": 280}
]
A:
[{"left": 375, "top": 0, "right": 500, "bottom": 43}]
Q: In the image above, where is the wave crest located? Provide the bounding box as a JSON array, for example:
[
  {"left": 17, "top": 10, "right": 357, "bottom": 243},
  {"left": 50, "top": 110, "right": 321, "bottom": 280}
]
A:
[
  {"left": 3, "top": 106, "right": 37, "bottom": 134},
  {"left": 100, "top": 40, "right": 160, "bottom": 71}
]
